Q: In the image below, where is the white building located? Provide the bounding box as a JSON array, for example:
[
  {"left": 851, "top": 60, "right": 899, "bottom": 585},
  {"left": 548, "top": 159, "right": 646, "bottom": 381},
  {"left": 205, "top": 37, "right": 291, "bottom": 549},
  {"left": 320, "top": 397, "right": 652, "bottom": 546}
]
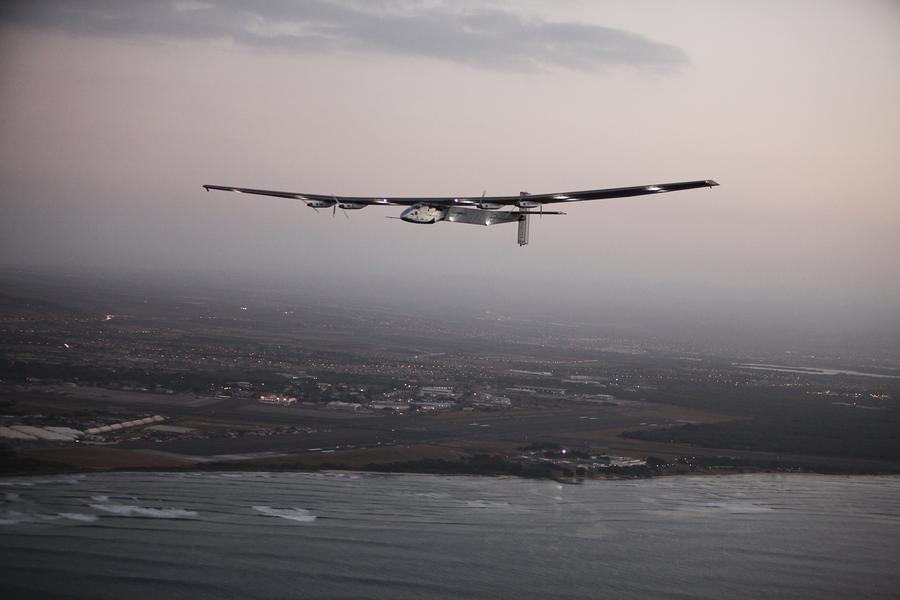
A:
[
  {"left": 420, "top": 386, "right": 455, "bottom": 399},
  {"left": 259, "top": 394, "right": 297, "bottom": 406}
]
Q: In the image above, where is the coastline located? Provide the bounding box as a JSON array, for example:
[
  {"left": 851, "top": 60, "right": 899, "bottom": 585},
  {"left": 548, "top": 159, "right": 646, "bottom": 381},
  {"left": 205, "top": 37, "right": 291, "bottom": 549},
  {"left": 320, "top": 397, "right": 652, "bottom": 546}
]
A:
[{"left": 4, "top": 451, "right": 900, "bottom": 481}]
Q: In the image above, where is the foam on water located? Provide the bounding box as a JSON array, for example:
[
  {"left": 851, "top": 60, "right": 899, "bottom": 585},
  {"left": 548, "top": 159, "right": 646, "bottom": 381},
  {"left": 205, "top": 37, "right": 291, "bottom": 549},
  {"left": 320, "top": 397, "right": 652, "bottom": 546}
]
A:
[
  {"left": 252, "top": 506, "right": 317, "bottom": 522},
  {"left": 1, "top": 472, "right": 898, "bottom": 599},
  {"left": 90, "top": 502, "right": 197, "bottom": 519},
  {"left": 56, "top": 512, "right": 100, "bottom": 522},
  {"left": 0, "top": 475, "right": 84, "bottom": 487},
  {"left": 466, "top": 500, "right": 512, "bottom": 509},
  {"left": 414, "top": 492, "right": 450, "bottom": 499},
  {"left": 703, "top": 501, "right": 774, "bottom": 513},
  {"left": 0, "top": 510, "right": 99, "bottom": 525}
]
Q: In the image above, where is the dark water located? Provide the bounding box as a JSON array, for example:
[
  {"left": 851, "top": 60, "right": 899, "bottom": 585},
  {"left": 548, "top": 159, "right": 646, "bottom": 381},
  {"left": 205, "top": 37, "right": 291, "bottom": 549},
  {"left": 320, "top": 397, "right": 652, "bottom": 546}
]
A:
[{"left": 2, "top": 472, "right": 898, "bottom": 599}]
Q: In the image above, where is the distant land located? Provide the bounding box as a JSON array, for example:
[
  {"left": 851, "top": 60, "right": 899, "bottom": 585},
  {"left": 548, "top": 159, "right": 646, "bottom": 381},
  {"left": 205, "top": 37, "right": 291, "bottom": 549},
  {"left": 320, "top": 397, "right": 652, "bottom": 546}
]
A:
[{"left": 1, "top": 267, "right": 899, "bottom": 479}]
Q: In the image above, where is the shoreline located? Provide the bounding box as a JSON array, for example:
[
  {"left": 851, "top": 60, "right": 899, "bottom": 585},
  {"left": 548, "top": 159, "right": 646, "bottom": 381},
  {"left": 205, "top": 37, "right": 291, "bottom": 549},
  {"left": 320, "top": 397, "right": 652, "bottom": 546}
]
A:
[{"left": 4, "top": 455, "right": 900, "bottom": 481}]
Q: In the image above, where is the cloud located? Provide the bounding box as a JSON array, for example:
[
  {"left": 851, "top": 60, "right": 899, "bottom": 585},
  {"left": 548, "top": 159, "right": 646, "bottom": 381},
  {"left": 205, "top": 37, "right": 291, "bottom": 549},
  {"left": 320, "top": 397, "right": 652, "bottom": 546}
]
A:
[{"left": 0, "top": 0, "right": 688, "bottom": 71}]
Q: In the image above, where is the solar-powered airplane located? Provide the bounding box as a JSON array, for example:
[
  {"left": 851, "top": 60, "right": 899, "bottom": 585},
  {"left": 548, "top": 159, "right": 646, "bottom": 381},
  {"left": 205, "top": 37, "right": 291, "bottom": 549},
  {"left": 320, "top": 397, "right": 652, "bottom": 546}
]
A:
[{"left": 203, "top": 179, "right": 718, "bottom": 246}]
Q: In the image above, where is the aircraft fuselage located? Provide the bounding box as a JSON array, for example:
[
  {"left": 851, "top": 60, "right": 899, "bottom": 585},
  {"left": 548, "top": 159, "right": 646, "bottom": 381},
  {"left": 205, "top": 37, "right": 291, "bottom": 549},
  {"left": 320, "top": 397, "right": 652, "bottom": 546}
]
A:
[{"left": 400, "top": 204, "right": 447, "bottom": 224}]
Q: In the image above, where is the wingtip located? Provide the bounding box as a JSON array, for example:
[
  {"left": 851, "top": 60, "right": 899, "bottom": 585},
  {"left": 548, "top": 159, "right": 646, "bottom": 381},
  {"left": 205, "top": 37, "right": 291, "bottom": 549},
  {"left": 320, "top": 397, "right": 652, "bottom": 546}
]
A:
[{"left": 706, "top": 180, "right": 719, "bottom": 187}]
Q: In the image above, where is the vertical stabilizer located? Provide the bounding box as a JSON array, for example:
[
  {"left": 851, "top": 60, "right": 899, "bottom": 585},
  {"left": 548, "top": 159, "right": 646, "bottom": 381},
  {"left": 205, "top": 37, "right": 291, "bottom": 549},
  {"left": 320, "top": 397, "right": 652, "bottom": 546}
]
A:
[{"left": 517, "top": 212, "right": 530, "bottom": 246}]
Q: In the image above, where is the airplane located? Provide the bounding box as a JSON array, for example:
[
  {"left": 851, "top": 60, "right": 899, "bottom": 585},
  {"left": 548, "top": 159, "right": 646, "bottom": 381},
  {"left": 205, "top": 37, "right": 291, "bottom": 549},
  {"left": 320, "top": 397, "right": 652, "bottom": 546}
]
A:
[{"left": 202, "top": 179, "right": 718, "bottom": 246}]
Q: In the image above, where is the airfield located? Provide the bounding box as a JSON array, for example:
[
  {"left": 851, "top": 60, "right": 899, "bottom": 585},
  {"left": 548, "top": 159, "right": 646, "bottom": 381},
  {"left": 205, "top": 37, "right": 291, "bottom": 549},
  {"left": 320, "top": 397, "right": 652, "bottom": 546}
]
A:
[{"left": 9, "top": 384, "right": 728, "bottom": 470}]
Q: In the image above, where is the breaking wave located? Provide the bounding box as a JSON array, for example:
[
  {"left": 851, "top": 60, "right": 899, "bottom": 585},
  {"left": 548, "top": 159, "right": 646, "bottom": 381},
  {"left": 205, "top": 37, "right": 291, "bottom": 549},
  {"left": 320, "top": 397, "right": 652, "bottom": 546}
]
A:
[
  {"left": 252, "top": 506, "right": 317, "bottom": 522},
  {"left": 90, "top": 503, "right": 197, "bottom": 519},
  {"left": 0, "top": 510, "right": 99, "bottom": 525},
  {"left": 0, "top": 476, "right": 84, "bottom": 487}
]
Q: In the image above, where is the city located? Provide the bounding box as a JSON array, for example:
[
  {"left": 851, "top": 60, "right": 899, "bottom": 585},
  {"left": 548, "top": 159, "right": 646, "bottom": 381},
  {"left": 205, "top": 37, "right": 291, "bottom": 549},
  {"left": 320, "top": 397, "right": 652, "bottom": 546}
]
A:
[{"left": 3, "top": 268, "right": 898, "bottom": 479}]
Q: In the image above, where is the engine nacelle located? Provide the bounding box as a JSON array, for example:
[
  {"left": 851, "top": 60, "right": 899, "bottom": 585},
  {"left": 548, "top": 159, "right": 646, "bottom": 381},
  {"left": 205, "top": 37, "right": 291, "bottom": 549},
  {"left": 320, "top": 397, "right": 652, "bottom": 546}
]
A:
[
  {"left": 305, "top": 200, "right": 335, "bottom": 209},
  {"left": 516, "top": 191, "right": 539, "bottom": 209},
  {"left": 338, "top": 202, "right": 366, "bottom": 210},
  {"left": 477, "top": 201, "right": 504, "bottom": 210},
  {"left": 400, "top": 204, "right": 447, "bottom": 224}
]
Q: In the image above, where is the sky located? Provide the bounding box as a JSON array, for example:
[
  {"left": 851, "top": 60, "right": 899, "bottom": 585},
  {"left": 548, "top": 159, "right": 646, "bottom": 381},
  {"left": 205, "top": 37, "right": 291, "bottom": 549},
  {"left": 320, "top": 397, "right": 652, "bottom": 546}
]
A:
[{"left": 1, "top": 1, "right": 898, "bottom": 347}]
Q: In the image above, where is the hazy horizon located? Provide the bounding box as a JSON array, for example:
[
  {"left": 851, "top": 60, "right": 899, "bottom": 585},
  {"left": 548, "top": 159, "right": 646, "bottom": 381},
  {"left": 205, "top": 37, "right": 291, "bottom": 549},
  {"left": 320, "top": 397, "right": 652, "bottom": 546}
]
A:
[
  {"left": 2, "top": 263, "right": 897, "bottom": 362},
  {"left": 2, "top": 1, "right": 898, "bottom": 351}
]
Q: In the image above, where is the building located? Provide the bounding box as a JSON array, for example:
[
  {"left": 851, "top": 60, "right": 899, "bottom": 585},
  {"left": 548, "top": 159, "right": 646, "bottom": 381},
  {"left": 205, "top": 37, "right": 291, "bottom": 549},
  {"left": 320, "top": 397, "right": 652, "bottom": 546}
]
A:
[
  {"left": 472, "top": 394, "right": 512, "bottom": 408},
  {"left": 420, "top": 386, "right": 455, "bottom": 399},
  {"left": 259, "top": 394, "right": 297, "bottom": 406},
  {"left": 370, "top": 402, "right": 410, "bottom": 412},
  {"left": 413, "top": 400, "right": 456, "bottom": 411}
]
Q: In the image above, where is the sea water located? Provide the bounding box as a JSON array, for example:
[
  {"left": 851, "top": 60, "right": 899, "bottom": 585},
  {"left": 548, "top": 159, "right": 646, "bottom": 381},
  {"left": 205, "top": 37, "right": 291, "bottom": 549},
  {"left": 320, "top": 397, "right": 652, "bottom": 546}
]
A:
[{"left": 1, "top": 472, "right": 898, "bottom": 599}]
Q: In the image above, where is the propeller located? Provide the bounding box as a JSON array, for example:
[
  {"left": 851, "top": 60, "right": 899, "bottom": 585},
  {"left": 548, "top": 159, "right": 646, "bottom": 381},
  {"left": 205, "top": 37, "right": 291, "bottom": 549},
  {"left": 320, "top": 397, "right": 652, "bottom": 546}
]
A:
[{"left": 332, "top": 194, "right": 350, "bottom": 219}]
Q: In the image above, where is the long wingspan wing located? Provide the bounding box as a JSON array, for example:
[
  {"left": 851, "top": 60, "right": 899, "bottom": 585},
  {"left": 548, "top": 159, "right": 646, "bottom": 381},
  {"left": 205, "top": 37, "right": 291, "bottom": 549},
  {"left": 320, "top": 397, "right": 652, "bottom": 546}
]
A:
[
  {"left": 514, "top": 180, "right": 719, "bottom": 204},
  {"left": 202, "top": 185, "right": 434, "bottom": 206},
  {"left": 202, "top": 180, "right": 718, "bottom": 207}
]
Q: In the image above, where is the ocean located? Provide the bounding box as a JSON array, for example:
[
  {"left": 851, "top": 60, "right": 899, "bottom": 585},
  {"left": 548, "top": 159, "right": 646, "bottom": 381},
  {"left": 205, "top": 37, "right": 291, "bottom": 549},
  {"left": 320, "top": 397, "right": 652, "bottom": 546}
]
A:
[{"left": 2, "top": 472, "right": 898, "bottom": 599}]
